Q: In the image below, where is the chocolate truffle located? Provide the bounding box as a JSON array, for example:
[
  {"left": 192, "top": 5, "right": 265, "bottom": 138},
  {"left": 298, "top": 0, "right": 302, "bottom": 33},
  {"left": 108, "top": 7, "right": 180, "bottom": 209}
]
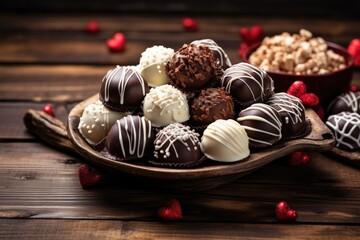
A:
[
  {"left": 326, "top": 112, "right": 360, "bottom": 150},
  {"left": 78, "top": 100, "right": 132, "bottom": 146},
  {"left": 191, "top": 39, "right": 232, "bottom": 70},
  {"left": 143, "top": 84, "right": 190, "bottom": 127},
  {"left": 191, "top": 87, "right": 235, "bottom": 125},
  {"left": 327, "top": 91, "right": 360, "bottom": 116},
  {"left": 105, "top": 115, "right": 154, "bottom": 161},
  {"left": 99, "top": 66, "right": 149, "bottom": 111},
  {"left": 267, "top": 92, "right": 308, "bottom": 139},
  {"left": 150, "top": 123, "right": 202, "bottom": 167},
  {"left": 237, "top": 103, "right": 282, "bottom": 148},
  {"left": 138, "top": 45, "right": 174, "bottom": 87},
  {"left": 201, "top": 119, "right": 250, "bottom": 162},
  {"left": 166, "top": 43, "right": 221, "bottom": 91},
  {"left": 220, "top": 62, "right": 274, "bottom": 107}
]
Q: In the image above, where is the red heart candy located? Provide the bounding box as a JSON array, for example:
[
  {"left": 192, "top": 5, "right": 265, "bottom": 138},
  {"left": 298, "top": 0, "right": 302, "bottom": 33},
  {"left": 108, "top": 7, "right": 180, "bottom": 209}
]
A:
[
  {"left": 78, "top": 164, "right": 102, "bottom": 189},
  {"left": 239, "top": 27, "right": 250, "bottom": 45},
  {"left": 276, "top": 201, "right": 297, "bottom": 222},
  {"left": 85, "top": 20, "right": 100, "bottom": 34},
  {"left": 287, "top": 80, "right": 307, "bottom": 98},
  {"left": 238, "top": 43, "right": 249, "bottom": 58},
  {"left": 107, "top": 33, "right": 126, "bottom": 52},
  {"left": 300, "top": 93, "right": 320, "bottom": 107},
  {"left": 288, "top": 152, "right": 310, "bottom": 167},
  {"left": 348, "top": 39, "right": 360, "bottom": 67},
  {"left": 240, "top": 26, "right": 263, "bottom": 46},
  {"left": 182, "top": 17, "right": 198, "bottom": 31},
  {"left": 42, "top": 104, "right": 55, "bottom": 117},
  {"left": 158, "top": 199, "right": 183, "bottom": 221}
]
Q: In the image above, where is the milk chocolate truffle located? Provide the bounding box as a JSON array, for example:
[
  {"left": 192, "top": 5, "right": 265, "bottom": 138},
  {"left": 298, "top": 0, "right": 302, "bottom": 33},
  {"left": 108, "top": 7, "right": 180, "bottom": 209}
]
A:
[
  {"left": 201, "top": 119, "right": 250, "bottom": 162},
  {"left": 191, "top": 39, "right": 232, "bottom": 70},
  {"left": 326, "top": 112, "right": 360, "bottom": 150},
  {"left": 78, "top": 100, "right": 132, "bottom": 146},
  {"left": 105, "top": 115, "right": 154, "bottom": 161},
  {"left": 150, "top": 123, "right": 202, "bottom": 167},
  {"left": 99, "top": 66, "right": 149, "bottom": 111},
  {"left": 191, "top": 87, "right": 234, "bottom": 125},
  {"left": 220, "top": 62, "right": 274, "bottom": 107},
  {"left": 166, "top": 43, "right": 221, "bottom": 91},
  {"left": 267, "top": 92, "right": 308, "bottom": 139},
  {"left": 138, "top": 45, "right": 174, "bottom": 87},
  {"left": 237, "top": 103, "right": 282, "bottom": 148},
  {"left": 143, "top": 84, "right": 190, "bottom": 127},
  {"left": 327, "top": 91, "right": 360, "bottom": 116}
]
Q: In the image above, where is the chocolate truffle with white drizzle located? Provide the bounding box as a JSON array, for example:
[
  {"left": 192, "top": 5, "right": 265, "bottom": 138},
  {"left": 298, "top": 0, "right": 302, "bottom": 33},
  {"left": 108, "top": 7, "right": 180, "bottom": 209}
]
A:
[
  {"left": 99, "top": 66, "right": 149, "bottom": 111},
  {"left": 327, "top": 91, "right": 360, "bottom": 116}
]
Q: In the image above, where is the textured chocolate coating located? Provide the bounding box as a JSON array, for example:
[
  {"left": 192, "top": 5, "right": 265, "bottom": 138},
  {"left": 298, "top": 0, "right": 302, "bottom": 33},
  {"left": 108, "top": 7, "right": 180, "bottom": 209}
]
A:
[
  {"left": 151, "top": 123, "right": 202, "bottom": 167},
  {"left": 191, "top": 87, "right": 234, "bottom": 125},
  {"left": 221, "top": 62, "right": 274, "bottom": 107},
  {"left": 326, "top": 112, "right": 360, "bottom": 150},
  {"left": 105, "top": 115, "right": 154, "bottom": 161},
  {"left": 237, "top": 103, "right": 282, "bottom": 148},
  {"left": 191, "top": 39, "right": 232, "bottom": 70},
  {"left": 166, "top": 43, "right": 221, "bottom": 91},
  {"left": 267, "top": 92, "right": 308, "bottom": 139},
  {"left": 99, "top": 66, "right": 149, "bottom": 111},
  {"left": 327, "top": 91, "right": 360, "bottom": 116}
]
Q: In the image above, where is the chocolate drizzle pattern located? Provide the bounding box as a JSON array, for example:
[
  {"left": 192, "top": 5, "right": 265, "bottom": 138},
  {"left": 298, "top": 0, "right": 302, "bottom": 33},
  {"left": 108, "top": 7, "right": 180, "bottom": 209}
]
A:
[{"left": 327, "top": 91, "right": 360, "bottom": 115}]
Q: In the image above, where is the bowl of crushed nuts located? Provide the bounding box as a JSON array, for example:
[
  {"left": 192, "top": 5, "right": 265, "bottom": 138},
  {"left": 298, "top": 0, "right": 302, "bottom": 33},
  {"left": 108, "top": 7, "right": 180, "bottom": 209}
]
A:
[{"left": 242, "top": 29, "right": 354, "bottom": 103}]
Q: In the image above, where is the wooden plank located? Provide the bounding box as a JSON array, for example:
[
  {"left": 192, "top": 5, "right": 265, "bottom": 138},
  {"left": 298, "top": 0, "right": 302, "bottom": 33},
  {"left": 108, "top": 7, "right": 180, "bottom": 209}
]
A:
[
  {"left": 0, "top": 142, "right": 360, "bottom": 223},
  {"left": 1, "top": 219, "right": 360, "bottom": 240}
]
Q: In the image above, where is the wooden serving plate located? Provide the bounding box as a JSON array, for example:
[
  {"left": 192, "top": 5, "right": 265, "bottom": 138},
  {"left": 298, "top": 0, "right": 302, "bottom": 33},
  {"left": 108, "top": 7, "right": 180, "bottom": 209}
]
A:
[
  {"left": 326, "top": 147, "right": 360, "bottom": 168},
  {"left": 65, "top": 94, "right": 336, "bottom": 190}
]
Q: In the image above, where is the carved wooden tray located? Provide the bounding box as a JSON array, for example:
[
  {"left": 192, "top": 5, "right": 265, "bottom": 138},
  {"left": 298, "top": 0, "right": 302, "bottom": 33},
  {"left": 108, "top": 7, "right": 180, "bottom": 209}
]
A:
[
  {"left": 327, "top": 147, "right": 360, "bottom": 168},
  {"left": 66, "top": 94, "right": 335, "bottom": 190}
]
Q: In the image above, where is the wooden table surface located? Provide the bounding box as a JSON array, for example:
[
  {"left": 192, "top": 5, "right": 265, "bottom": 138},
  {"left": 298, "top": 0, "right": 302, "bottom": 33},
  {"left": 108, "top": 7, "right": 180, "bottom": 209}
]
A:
[{"left": 1, "top": 8, "right": 360, "bottom": 239}]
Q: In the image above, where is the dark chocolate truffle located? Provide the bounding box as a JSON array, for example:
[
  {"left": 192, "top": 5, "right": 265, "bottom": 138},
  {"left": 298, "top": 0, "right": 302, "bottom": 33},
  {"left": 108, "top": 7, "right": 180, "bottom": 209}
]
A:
[
  {"left": 326, "top": 112, "right": 360, "bottom": 150},
  {"left": 220, "top": 62, "right": 274, "bottom": 107},
  {"left": 150, "top": 123, "right": 202, "bottom": 167},
  {"left": 327, "top": 91, "right": 360, "bottom": 116},
  {"left": 191, "top": 39, "right": 232, "bottom": 70},
  {"left": 191, "top": 87, "right": 234, "bottom": 125},
  {"left": 105, "top": 115, "right": 154, "bottom": 161},
  {"left": 166, "top": 43, "right": 221, "bottom": 91},
  {"left": 237, "top": 103, "right": 282, "bottom": 148},
  {"left": 267, "top": 92, "right": 308, "bottom": 139},
  {"left": 99, "top": 66, "right": 149, "bottom": 111}
]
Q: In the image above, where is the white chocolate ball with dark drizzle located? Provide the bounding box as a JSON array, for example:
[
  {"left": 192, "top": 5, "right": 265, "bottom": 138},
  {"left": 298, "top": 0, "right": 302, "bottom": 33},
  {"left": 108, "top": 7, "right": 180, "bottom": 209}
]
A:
[
  {"left": 78, "top": 100, "right": 132, "bottom": 146},
  {"left": 138, "top": 45, "right": 174, "bottom": 87},
  {"left": 143, "top": 84, "right": 190, "bottom": 127},
  {"left": 150, "top": 123, "right": 202, "bottom": 167},
  {"left": 267, "top": 92, "right": 308, "bottom": 139},
  {"left": 237, "top": 103, "right": 282, "bottom": 148},
  {"left": 201, "top": 119, "right": 250, "bottom": 162},
  {"left": 99, "top": 66, "right": 149, "bottom": 111},
  {"left": 220, "top": 62, "right": 274, "bottom": 107},
  {"left": 326, "top": 112, "right": 360, "bottom": 150}
]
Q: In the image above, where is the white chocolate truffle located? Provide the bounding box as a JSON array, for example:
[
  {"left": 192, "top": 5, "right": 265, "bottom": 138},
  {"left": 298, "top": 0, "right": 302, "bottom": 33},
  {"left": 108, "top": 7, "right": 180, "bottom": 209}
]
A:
[
  {"left": 201, "top": 119, "right": 250, "bottom": 162},
  {"left": 143, "top": 84, "right": 189, "bottom": 127},
  {"left": 78, "top": 100, "right": 132, "bottom": 145},
  {"left": 138, "top": 45, "right": 174, "bottom": 87}
]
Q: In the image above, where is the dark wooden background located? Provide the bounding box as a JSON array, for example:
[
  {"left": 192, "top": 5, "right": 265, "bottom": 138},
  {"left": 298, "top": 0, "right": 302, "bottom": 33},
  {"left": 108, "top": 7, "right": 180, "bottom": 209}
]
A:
[{"left": 1, "top": 1, "right": 360, "bottom": 239}]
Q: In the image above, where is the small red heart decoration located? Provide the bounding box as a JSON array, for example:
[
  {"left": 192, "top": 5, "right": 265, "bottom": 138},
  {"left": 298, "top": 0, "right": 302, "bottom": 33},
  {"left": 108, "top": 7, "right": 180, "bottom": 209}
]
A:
[
  {"left": 276, "top": 201, "right": 297, "bottom": 222},
  {"left": 287, "top": 80, "right": 307, "bottom": 98},
  {"left": 348, "top": 39, "right": 360, "bottom": 67},
  {"left": 78, "top": 164, "right": 102, "bottom": 189},
  {"left": 288, "top": 151, "right": 311, "bottom": 167},
  {"left": 85, "top": 20, "right": 100, "bottom": 34},
  {"left": 238, "top": 43, "right": 249, "bottom": 58},
  {"left": 158, "top": 199, "right": 183, "bottom": 221},
  {"left": 182, "top": 17, "right": 198, "bottom": 31},
  {"left": 240, "top": 25, "right": 263, "bottom": 46},
  {"left": 107, "top": 33, "right": 126, "bottom": 52},
  {"left": 42, "top": 104, "right": 55, "bottom": 117}
]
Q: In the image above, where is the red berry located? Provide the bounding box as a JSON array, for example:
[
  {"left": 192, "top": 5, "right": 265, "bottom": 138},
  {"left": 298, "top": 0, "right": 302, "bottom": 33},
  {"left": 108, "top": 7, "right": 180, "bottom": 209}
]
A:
[
  {"left": 42, "top": 104, "right": 55, "bottom": 117},
  {"left": 85, "top": 20, "right": 100, "bottom": 34},
  {"left": 275, "top": 201, "right": 297, "bottom": 222},
  {"left": 348, "top": 39, "right": 360, "bottom": 67},
  {"left": 158, "top": 199, "right": 183, "bottom": 221},
  {"left": 287, "top": 80, "right": 307, "bottom": 98},
  {"left": 182, "top": 17, "right": 198, "bottom": 31},
  {"left": 78, "top": 164, "right": 102, "bottom": 189},
  {"left": 300, "top": 93, "right": 320, "bottom": 107}
]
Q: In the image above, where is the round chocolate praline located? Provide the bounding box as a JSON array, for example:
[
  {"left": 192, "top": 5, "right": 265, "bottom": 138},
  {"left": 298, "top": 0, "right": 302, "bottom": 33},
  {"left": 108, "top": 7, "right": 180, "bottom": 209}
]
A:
[
  {"left": 326, "top": 112, "right": 360, "bottom": 150},
  {"left": 166, "top": 43, "right": 221, "bottom": 92},
  {"left": 237, "top": 103, "right": 282, "bottom": 148},
  {"left": 99, "top": 66, "right": 149, "bottom": 111},
  {"left": 150, "top": 123, "right": 202, "bottom": 168},
  {"left": 220, "top": 62, "right": 274, "bottom": 107},
  {"left": 105, "top": 115, "right": 154, "bottom": 161},
  {"left": 327, "top": 91, "right": 360, "bottom": 116},
  {"left": 267, "top": 92, "right": 308, "bottom": 139},
  {"left": 191, "top": 87, "right": 234, "bottom": 126}
]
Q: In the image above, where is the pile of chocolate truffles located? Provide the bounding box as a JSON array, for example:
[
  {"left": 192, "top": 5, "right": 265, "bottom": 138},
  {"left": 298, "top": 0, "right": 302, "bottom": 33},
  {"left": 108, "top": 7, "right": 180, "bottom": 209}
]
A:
[{"left": 78, "top": 39, "right": 309, "bottom": 168}]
